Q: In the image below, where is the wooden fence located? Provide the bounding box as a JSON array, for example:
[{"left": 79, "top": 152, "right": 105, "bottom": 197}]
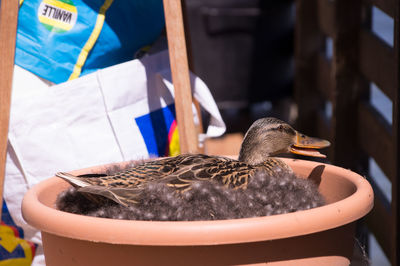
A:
[{"left": 295, "top": 0, "right": 399, "bottom": 264}]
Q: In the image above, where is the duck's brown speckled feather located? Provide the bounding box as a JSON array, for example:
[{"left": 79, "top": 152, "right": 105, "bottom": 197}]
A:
[{"left": 73, "top": 154, "right": 291, "bottom": 190}]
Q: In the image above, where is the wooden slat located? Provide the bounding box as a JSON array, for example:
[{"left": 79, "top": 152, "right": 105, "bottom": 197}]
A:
[
  {"left": 317, "top": 0, "right": 335, "bottom": 37},
  {"left": 366, "top": 185, "right": 392, "bottom": 260},
  {"left": 329, "top": 0, "right": 363, "bottom": 169},
  {"left": 316, "top": 54, "right": 333, "bottom": 101},
  {"left": 358, "top": 101, "right": 394, "bottom": 181},
  {"left": 0, "top": 0, "right": 19, "bottom": 220},
  {"left": 359, "top": 29, "right": 395, "bottom": 99},
  {"left": 295, "top": 0, "right": 324, "bottom": 58},
  {"left": 163, "top": 0, "right": 198, "bottom": 154},
  {"left": 364, "top": 0, "right": 395, "bottom": 18},
  {"left": 295, "top": 0, "right": 324, "bottom": 133}
]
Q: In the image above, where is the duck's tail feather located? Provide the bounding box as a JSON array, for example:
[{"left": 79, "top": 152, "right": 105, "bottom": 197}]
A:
[
  {"left": 56, "top": 172, "right": 92, "bottom": 188},
  {"left": 78, "top": 186, "right": 140, "bottom": 207},
  {"left": 56, "top": 172, "right": 140, "bottom": 206}
]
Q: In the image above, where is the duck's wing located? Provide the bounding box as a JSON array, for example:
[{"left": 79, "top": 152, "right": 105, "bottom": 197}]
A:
[
  {"left": 55, "top": 154, "right": 228, "bottom": 187},
  {"left": 74, "top": 156, "right": 243, "bottom": 206},
  {"left": 163, "top": 157, "right": 253, "bottom": 189},
  {"left": 169, "top": 157, "right": 294, "bottom": 190},
  {"left": 55, "top": 155, "right": 188, "bottom": 189},
  {"left": 56, "top": 154, "right": 246, "bottom": 206}
]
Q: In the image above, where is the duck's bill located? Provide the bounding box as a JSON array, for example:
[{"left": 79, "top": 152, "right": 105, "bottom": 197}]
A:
[
  {"left": 290, "top": 133, "right": 331, "bottom": 158},
  {"left": 290, "top": 146, "right": 327, "bottom": 158}
]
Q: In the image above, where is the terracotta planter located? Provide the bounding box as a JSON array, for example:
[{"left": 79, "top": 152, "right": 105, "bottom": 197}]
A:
[{"left": 22, "top": 158, "right": 373, "bottom": 266}]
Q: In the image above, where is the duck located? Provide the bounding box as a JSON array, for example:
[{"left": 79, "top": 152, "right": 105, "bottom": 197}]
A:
[{"left": 56, "top": 117, "right": 330, "bottom": 207}]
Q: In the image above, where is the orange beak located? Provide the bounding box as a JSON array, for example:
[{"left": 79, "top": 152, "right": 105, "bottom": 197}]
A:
[{"left": 289, "top": 132, "right": 331, "bottom": 158}]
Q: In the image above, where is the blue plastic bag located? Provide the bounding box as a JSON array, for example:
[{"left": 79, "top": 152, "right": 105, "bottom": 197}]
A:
[{"left": 15, "top": 0, "right": 165, "bottom": 83}]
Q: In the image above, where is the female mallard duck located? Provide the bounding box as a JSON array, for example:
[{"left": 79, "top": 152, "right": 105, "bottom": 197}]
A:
[{"left": 56, "top": 117, "right": 330, "bottom": 207}]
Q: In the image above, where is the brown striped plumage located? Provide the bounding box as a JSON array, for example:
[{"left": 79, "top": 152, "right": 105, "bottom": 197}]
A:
[
  {"left": 68, "top": 154, "right": 291, "bottom": 189},
  {"left": 56, "top": 117, "right": 329, "bottom": 206}
]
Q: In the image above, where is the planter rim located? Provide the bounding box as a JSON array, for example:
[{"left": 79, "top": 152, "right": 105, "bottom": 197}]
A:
[{"left": 22, "top": 158, "right": 374, "bottom": 246}]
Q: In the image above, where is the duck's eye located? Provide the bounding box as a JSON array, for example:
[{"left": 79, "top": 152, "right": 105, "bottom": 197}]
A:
[{"left": 278, "top": 125, "right": 284, "bottom": 130}]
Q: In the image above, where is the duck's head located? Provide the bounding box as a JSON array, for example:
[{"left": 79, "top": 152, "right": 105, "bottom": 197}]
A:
[{"left": 238, "top": 117, "right": 330, "bottom": 165}]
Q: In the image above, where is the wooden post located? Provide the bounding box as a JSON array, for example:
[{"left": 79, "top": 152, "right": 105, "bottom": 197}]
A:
[
  {"left": 295, "top": 0, "right": 323, "bottom": 133},
  {"left": 330, "top": 0, "right": 362, "bottom": 169},
  {"left": 163, "top": 0, "right": 199, "bottom": 154},
  {"left": 0, "top": 0, "right": 19, "bottom": 219}
]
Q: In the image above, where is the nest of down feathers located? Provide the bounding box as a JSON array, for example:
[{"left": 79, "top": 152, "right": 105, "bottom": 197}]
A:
[{"left": 56, "top": 162, "right": 325, "bottom": 221}]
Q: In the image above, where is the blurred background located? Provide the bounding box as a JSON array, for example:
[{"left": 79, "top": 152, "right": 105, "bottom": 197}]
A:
[
  {"left": 186, "top": 0, "right": 296, "bottom": 134},
  {"left": 184, "top": 0, "right": 395, "bottom": 265}
]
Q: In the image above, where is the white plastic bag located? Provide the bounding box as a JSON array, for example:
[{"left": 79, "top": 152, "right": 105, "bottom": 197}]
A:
[{"left": 4, "top": 50, "right": 225, "bottom": 265}]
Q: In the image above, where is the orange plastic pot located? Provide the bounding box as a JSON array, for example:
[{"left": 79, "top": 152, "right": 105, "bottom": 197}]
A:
[{"left": 22, "top": 158, "right": 373, "bottom": 266}]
